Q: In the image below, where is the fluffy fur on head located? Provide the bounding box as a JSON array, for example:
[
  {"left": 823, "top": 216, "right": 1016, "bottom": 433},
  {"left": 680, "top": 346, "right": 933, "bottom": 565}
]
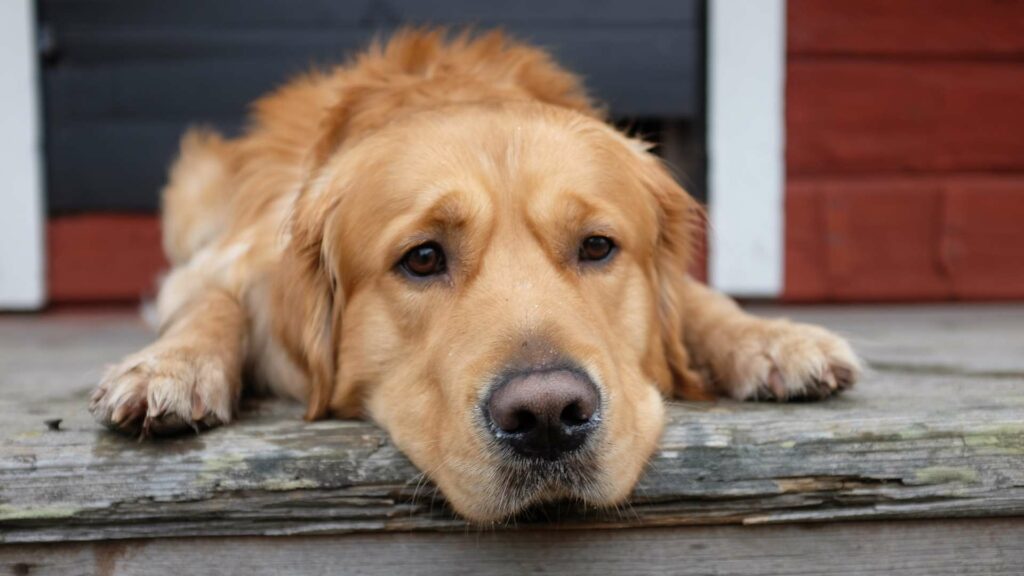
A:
[{"left": 91, "top": 28, "right": 861, "bottom": 522}]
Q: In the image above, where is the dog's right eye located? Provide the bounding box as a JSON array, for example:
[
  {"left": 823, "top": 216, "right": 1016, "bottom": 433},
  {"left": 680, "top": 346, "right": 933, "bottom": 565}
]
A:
[
  {"left": 579, "top": 235, "right": 616, "bottom": 263},
  {"left": 399, "top": 242, "right": 447, "bottom": 277}
]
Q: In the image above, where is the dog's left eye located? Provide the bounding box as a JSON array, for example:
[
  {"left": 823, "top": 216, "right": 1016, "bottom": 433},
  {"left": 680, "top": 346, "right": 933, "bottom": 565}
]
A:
[
  {"left": 399, "top": 242, "right": 447, "bottom": 277},
  {"left": 579, "top": 235, "right": 616, "bottom": 263}
]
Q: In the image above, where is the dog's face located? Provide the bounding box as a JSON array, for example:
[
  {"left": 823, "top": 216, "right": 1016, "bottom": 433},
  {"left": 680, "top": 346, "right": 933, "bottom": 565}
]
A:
[{"left": 291, "top": 102, "right": 700, "bottom": 521}]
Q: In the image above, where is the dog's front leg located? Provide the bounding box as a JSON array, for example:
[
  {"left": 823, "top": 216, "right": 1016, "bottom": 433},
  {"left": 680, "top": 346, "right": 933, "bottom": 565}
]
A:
[
  {"left": 677, "top": 278, "right": 860, "bottom": 401},
  {"left": 90, "top": 289, "right": 246, "bottom": 435}
]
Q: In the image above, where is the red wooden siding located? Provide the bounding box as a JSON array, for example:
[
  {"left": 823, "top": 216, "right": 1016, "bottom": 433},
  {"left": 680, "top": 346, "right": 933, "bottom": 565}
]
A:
[
  {"left": 788, "top": 61, "right": 1024, "bottom": 175},
  {"left": 789, "top": 0, "right": 1024, "bottom": 57},
  {"left": 786, "top": 177, "right": 1024, "bottom": 301},
  {"left": 785, "top": 0, "right": 1024, "bottom": 300},
  {"left": 48, "top": 215, "right": 165, "bottom": 303}
]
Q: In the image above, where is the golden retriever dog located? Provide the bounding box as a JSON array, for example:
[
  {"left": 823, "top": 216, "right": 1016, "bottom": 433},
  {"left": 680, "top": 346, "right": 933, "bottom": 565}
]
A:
[{"left": 90, "top": 30, "right": 860, "bottom": 522}]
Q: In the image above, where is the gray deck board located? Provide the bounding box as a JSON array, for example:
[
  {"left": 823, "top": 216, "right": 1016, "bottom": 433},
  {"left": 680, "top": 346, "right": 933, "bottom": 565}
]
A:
[
  {"left": 1, "top": 305, "right": 1022, "bottom": 547},
  {"left": 3, "top": 519, "right": 1024, "bottom": 576}
]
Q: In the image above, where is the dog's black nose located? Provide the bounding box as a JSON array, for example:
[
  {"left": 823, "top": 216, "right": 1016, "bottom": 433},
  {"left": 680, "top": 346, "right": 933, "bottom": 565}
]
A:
[{"left": 486, "top": 369, "right": 600, "bottom": 460}]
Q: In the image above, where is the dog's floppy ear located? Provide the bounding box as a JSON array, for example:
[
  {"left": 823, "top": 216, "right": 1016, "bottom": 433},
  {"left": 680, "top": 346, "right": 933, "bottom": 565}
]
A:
[
  {"left": 639, "top": 151, "right": 712, "bottom": 401},
  {"left": 272, "top": 176, "right": 345, "bottom": 421}
]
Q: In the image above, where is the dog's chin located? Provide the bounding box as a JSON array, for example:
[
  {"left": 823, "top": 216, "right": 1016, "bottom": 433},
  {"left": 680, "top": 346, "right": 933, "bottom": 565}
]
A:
[{"left": 454, "top": 448, "right": 610, "bottom": 523}]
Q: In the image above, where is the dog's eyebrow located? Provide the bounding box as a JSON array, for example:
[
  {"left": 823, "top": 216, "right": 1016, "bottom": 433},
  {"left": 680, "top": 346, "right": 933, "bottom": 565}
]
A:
[
  {"left": 387, "top": 188, "right": 493, "bottom": 256},
  {"left": 533, "top": 191, "right": 619, "bottom": 235},
  {"left": 421, "top": 190, "right": 471, "bottom": 229},
  {"left": 415, "top": 187, "right": 495, "bottom": 233}
]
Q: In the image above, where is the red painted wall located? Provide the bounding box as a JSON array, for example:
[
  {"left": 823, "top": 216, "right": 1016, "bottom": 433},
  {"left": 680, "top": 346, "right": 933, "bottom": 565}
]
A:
[
  {"left": 785, "top": 0, "right": 1024, "bottom": 300},
  {"left": 48, "top": 215, "right": 165, "bottom": 303}
]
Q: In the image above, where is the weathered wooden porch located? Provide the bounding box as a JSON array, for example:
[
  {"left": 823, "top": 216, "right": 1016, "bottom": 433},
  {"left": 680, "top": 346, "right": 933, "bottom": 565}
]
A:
[{"left": 1, "top": 305, "right": 1022, "bottom": 574}]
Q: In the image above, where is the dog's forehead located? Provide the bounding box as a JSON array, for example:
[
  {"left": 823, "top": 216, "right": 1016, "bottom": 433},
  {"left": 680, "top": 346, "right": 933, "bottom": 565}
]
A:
[
  {"left": 359, "top": 105, "right": 651, "bottom": 212},
  {"left": 327, "top": 104, "right": 661, "bottom": 273}
]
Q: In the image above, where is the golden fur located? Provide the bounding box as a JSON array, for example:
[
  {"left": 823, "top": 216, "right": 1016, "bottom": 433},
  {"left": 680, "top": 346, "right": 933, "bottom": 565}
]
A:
[{"left": 91, "top": 30, "right": 860, "bottom": 521}]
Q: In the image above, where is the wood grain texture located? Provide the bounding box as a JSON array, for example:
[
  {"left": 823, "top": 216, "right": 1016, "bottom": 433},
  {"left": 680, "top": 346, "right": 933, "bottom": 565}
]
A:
[
  {"left": 787, "top": 60, "right": 1024, "bottom": 175},
  {"left": 3, "top": 519, "right": 1023, "bottom": 576},
  {"left": 2, "top": 306, "right": 1023, "bottom": 544},
  {"left": 785, "top": 177, "right": 1024, "bottom": 301},
  {"left": 788, "top": 0, "right": 1024, "bottom": 57}
]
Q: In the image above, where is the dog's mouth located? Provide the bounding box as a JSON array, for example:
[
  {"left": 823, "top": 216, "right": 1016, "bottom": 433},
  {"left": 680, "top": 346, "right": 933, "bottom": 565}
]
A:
[{"left": 486, "top": 444, "right": 605, "bottom": 517}]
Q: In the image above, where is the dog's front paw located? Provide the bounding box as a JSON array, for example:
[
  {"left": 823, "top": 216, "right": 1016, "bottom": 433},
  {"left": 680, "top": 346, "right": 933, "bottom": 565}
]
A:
[
  {"left": 715, "top": 320, "right": 861, "bottom": 402},
  {"left": 90, "top": 346, "right": 237, "bottom": 436}
]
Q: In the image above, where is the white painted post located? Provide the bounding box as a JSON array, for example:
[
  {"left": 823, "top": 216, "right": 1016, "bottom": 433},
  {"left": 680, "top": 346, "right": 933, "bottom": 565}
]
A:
[
  {"left": 0, "top": 0, "right": 46, "bottom": 309},
  {"left": 708, "top": 0, "right": 786, "bottom": 297}
]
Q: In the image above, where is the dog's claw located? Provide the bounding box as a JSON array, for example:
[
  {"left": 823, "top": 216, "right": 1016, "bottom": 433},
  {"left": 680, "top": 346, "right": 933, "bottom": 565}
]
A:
[
  {"left": 823, "top": 370, "right": 839, "bottom": 391},
  {"left": 833, "top": 365, "right": 856, "bottom": 389}
]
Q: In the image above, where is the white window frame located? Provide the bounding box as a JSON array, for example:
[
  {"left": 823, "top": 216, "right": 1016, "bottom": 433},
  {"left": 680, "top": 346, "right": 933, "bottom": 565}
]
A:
[
  {"left": 0, "top": 0, "right": 46, "bottom": 309},
  {"left": 707, "top": 0, "right": 786, "bottom": 297}
]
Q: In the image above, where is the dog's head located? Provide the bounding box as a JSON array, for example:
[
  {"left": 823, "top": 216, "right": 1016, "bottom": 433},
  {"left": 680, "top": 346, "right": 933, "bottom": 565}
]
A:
[{"left": 281, "top": 99, "right": 705, "bottom": 521}]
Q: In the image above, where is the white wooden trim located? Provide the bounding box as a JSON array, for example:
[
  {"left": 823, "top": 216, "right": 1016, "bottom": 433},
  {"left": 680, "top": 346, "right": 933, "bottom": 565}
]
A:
[
  {"left": 0, "top": 0, "right": 46, "bottom": 309},
  {"left": 707, "top": 0, "right": 786, "bottom": 297}
]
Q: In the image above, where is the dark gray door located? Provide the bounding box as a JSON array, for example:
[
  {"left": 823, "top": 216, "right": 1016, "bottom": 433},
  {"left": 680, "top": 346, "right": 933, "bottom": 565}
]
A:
[{"left": 38, "top": 0, "right": 705, "bottom": 213}]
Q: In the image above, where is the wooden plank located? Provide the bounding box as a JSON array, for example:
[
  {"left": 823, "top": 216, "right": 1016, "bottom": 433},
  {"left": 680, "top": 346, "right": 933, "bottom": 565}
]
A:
[
  {"left": 785, "top": 179, "right": 950, "bottom": 301},
  {"left": 787, "top": 60, "right": 1024, "bottom": 174},
  {"left": 785, "top": 177, "right": 1024, "bottom": 301},
  {"left": 2, "top": 518, "right": 1023, "bottom": 576},
  {"left": 2, "top": 306, "right": 1023, "bottom": 543},
  {"left": 39, "top": 0, "right": 700, "bottom": 29},
  {"left": 39, "top": 2, "right": 705, "bottom": 214},
  {"left": 782, "top": 181, "right": 828, "bottom": 301},
  {"left": 43, "top": 28, "right": 700, "bottom": 116},
  {"left": 45, "top": 123, "right": 211, "bottom": 213},
  {"left": 789, "top": 0, "right": 1024, "bottom": 57},
  {"left": 944, "top": 179, "right": 1024, "bottom": 299},
  {"left": 42, "top": 28, "right": 700, "bottom": 213},
  {"left": 48, "top": 215, "right": 166, "bottom": 303}
]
